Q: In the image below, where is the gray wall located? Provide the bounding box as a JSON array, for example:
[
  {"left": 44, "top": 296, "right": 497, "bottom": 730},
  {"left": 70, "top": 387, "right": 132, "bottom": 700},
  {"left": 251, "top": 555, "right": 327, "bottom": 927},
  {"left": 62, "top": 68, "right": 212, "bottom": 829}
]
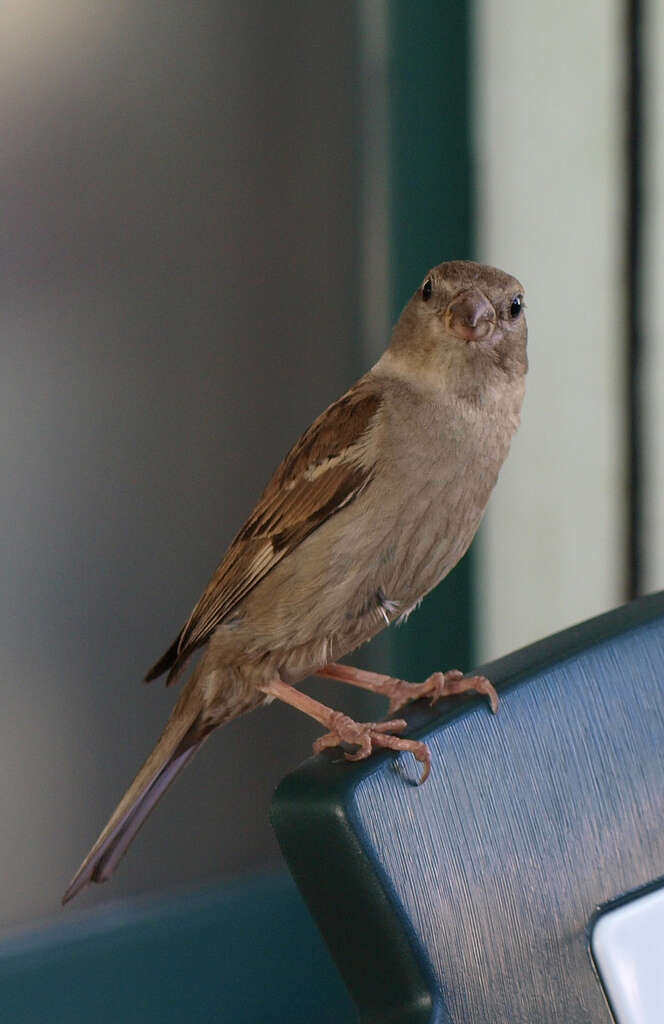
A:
[{"left": 2, "top": 2, "right": 365, "bottom": 927}]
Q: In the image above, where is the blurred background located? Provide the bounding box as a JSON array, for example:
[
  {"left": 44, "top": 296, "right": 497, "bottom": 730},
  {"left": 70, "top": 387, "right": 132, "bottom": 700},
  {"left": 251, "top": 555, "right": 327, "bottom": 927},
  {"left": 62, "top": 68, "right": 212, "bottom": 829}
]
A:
[{"left": 2, "top": 0, "right": 662, "bottom": 936}]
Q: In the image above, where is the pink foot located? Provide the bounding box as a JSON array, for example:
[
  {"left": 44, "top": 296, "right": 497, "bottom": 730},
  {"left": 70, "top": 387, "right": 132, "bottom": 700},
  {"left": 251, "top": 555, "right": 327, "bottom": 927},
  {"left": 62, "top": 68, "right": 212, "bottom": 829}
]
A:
[
  {"left": 312, "top": 712, "right": 431, "bottom": 783},
  {"left": 387, "top": 670, "right": 499, "bottom": 716}
]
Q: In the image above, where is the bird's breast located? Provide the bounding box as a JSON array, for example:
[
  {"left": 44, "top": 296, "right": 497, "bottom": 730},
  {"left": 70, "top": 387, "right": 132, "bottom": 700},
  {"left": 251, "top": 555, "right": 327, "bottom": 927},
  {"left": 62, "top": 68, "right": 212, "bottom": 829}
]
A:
[{"left": 372, "top": 383, "right": 523, "bottom": 609}]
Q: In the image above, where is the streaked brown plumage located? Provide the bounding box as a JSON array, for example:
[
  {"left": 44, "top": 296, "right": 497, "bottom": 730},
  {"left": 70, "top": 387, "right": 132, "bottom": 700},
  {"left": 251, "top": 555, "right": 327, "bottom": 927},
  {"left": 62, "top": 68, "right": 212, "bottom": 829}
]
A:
[{"left": 63, "top": 260, "right": 528, "bottom": 903}]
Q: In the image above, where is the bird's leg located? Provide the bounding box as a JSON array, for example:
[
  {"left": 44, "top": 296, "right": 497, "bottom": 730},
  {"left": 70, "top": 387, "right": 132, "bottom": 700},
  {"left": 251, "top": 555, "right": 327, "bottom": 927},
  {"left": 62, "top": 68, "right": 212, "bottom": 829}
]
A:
[
  {"left": 316, "top": 662, "right": 499, "bottom": 716},
  {"left": 259, "top": 678, "right": 431, "bottom": 782}
]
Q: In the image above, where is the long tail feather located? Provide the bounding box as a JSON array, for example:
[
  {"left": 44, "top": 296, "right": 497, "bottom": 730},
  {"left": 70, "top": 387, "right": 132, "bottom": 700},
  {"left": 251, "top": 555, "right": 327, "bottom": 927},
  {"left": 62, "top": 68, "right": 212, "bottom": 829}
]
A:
[{"left": 62, "top": 707, "right": 208, "bottom": 904}]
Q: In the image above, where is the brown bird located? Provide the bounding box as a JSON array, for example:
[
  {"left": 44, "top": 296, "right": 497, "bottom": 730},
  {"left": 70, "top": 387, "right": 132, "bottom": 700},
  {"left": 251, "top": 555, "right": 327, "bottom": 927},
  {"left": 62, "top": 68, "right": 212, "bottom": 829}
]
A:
[{"left": 63, "top": 259, "right": 527, "bottom": 903}]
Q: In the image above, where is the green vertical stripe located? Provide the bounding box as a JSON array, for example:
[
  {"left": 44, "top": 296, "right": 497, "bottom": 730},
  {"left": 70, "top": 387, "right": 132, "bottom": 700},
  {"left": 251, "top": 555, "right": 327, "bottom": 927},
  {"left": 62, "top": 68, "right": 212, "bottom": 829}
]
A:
[{"left": 387, "top": 0, "right": 475, "bottom": 679}]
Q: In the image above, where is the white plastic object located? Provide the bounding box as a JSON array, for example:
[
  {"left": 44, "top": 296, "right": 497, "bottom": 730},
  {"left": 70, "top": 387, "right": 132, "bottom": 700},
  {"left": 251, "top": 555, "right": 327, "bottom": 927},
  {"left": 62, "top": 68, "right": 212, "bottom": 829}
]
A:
[{"left": 592, "top": 885, "right": 664, "bottom": 1023}]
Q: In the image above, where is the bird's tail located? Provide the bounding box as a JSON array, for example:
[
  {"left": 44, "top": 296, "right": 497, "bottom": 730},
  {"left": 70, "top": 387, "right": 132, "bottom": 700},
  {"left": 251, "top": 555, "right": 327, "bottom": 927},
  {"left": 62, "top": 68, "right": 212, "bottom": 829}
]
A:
[{"left": 62, "top": 688, "right": 210, "bottom": 904}]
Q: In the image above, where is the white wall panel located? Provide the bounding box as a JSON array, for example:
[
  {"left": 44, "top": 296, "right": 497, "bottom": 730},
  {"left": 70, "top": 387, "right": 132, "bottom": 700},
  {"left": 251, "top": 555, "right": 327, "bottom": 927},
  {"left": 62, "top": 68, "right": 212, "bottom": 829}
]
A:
[{"left": 475, "top": 1, "right": 625, "bottom": 659}]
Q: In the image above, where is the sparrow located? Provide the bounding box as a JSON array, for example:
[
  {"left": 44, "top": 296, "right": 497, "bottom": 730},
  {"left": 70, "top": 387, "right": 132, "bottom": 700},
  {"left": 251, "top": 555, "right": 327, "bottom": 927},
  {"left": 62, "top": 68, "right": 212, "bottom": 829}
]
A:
[{"left": 63, "top": 259, "right": 527, "bottom": 903}]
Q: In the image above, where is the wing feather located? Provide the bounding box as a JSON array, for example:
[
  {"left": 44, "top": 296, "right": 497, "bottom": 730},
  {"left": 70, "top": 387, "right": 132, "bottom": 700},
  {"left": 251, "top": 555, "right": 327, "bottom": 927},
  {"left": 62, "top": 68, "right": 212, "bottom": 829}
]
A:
[{"left": 145, "top": 376, "right": 381, "bottom": 684}]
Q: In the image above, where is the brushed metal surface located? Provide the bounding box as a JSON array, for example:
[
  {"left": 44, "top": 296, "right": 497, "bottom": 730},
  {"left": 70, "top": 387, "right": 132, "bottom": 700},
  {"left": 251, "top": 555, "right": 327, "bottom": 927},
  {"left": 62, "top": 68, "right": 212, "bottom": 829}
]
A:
[{"left": 353, "top": 621, "right": 664, "bottom": 1021}]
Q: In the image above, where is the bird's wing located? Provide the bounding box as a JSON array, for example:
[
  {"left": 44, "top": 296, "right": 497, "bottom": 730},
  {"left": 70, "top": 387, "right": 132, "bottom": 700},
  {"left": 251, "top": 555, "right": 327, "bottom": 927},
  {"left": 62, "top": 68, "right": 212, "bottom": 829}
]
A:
[{"left": 145, "top": 375, "right": 382, "bottom": 684}]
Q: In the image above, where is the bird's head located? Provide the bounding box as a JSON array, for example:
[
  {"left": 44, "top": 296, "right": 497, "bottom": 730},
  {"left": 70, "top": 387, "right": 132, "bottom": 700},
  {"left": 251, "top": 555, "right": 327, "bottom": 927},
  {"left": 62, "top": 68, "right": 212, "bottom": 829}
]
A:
[{"left": 384, "top": 260, "right": 528, "bottom": 390}]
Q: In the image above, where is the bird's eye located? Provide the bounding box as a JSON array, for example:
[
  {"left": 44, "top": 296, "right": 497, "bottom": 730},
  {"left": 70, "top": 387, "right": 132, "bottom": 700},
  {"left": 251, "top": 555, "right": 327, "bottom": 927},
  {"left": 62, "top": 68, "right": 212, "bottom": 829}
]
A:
[
  {"left": 510, "top": 295, "right": 523, "bottom": 319},
  {"left": 422, "top": 279, "right": 432, "bottom": 301}
]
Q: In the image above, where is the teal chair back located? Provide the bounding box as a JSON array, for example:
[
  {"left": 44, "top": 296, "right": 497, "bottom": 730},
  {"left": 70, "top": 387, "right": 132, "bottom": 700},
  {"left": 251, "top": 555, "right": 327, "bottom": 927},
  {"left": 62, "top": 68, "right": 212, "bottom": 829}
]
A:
[{"left": 272, "top": 593, "right": 664, "bottom": 1022}]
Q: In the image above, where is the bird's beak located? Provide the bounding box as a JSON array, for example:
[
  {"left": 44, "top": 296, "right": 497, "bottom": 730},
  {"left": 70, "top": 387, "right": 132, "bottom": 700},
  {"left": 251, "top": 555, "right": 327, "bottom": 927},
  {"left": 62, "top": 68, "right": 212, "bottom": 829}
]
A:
[{"left": 445, "top": 288, "right": 496, "bottom": 343}]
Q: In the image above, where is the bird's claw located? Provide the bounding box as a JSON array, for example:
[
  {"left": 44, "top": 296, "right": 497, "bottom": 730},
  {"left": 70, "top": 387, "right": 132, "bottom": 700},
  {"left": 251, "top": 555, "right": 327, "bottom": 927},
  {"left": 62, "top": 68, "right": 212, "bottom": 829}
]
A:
[
  {"left": 313, "top": 714, "right": 431, "bottom": 783},
  {"left": 387, "top": 670, "right": 499, "bottom": 715}
]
